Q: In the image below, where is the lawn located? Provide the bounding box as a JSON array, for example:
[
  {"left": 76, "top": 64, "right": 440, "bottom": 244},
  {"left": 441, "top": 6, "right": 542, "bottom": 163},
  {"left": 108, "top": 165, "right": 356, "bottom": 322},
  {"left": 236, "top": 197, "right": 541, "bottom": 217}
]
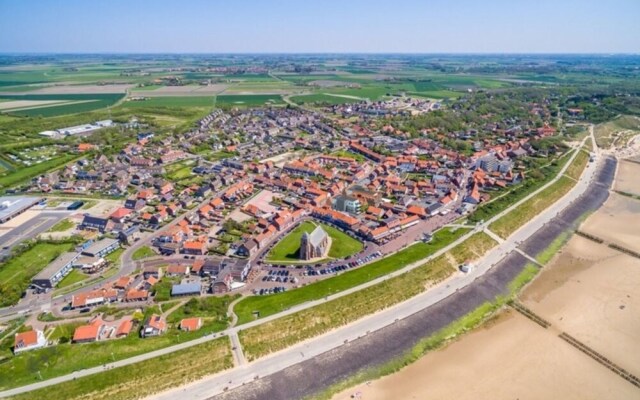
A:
[
  {"left": 239, "top": 232, "right": 496, "bottom": 360},
  {"left": 266, "top": 221, "right": 363, "bottom": 263},
  {"left": 131, "top": 245, "right": 156, "bottom": 261},
  {"left": 489, "top": 175, "right": 576, "bottom": 239},
  {"left": 56, "top": 269, "right": 89, "bottom": 289},
  {"left": 0, "top": 241, "right": 76, "bottom": 307},
  {"left": 46, "top": 218, "right": 75, "bottom": 232},
  {"left": 234, "top": 226, "right": 471, "bottom": 325},
  {"left": 330, "top": 149, "right": 366, "bottom": 162},
  {"left": 9, "top": 337, "right": 232, "bottom": 400},
  {"left": 0, "top": 309, "right": 233, "bottom": 391},
  {"left": 166, "top": 295, "right": 239, "bottom": 327}
]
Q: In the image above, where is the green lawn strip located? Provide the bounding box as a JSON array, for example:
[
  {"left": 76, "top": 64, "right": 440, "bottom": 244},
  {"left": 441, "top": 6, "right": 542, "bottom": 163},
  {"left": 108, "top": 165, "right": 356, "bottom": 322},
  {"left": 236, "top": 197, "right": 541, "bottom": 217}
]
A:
[
  {"left": 489, "top": 176, "right": 576, "bottom": 239},
  {"left": 0, "top": 240, "right": 77, "bottom": 307},
  {"left": 167, "top": 295, "right": 239, "bottom": 326},
  {"left": 307, "top": 262, "right": 541, "bottom": 400},
  {"left": 564, "top": 149, "right": 590, "bottom": 181},
  {"left": 0, "top": 312, "right": 231, "bottom": 390},
  {"left": 46, "top": 219, "right": 74, "bottom": 233},
  {"left": 235, "top": 227, "right": 471, "bottom": 325},
  {"left": 266, "top": 221, "right": 363, "bottom": 263},
  {"left": 239, "top": 232, "right": 496, "bottom": 361},
  {"left": 131, "top": 245, "right": 156, "bottom": 261},
  {"left": 56, "top": 269, "right": 89, "bottom": 289},
  {"left": 8, "top": 337, "right": 232, "bottom": 400}
]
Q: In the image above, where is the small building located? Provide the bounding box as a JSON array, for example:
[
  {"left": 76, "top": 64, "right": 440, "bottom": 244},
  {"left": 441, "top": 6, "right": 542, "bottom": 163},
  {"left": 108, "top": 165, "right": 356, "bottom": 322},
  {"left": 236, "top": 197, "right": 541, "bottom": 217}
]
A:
[
  {"left": 32, "top": 252, "right": 79, "bottom": 289},
  {"left": 141, "top": 314, "right": 166, "bottom": 338},
  {"left": 72, "top": 321, "right": 104, "bottom": 343},
  {"left": 115, "top": 319, "right": 134, "bottom": 338},
  {"left": 80, "top": 215, "right": 113, "bottom": 232},
  {"left": 81, "top": 238, "right": 120, "bottom": 258},
  {"left": 179, "top": 318, "right": 202, "bottom": 332},
  {"left": 14, "top": 330, "right": 46, "bottom": 354},
  {"left": 237, "top": 239, "right": 258, "bottom": 257},
  {"left": 171, "top": 283, "right": 202, "bottom": 297}
]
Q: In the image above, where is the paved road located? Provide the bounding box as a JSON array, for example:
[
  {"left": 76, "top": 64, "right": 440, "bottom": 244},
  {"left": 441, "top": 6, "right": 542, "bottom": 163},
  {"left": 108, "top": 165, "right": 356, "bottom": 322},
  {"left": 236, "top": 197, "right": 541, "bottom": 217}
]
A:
[{"left": 0, "top": 132, "right": 596, "bottom": 398}]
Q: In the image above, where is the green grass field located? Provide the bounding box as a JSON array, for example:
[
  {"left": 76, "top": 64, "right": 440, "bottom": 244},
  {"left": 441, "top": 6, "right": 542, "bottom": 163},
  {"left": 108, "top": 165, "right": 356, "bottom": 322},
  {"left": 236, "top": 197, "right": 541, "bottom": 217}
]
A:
[
  {"left": 122, "top": 96, "right": 215, "bottom": 108},
  {"left": 565, "top": 150, "right": 590, "bottom": 180},
  {"left": 490, "top": 175, "right": 576, "bottom": 239},
  {"left": 290, "top": 94, "right": 359, "bottom": 105},
  {"left": 131, "top": 246, "right": 156, "bottom": 261},
  {"left": 0, "top": 154, "right": 80, "bottom": 190},
  {"left": 215, "top": 94, "right": 285, "bottom": 106},
  {"left": 234, "top": 227, "right": 470, "bottom": 324},
  {"left": 56, "top": 269, "right": 89, "bottom": 289},
  {"left": 46, "top": 218, "right": 75, "bottom": 232},
  {"left": 266, "top": 221, "right": 363, "bottom": 263},
  {"left": 0, "top": 94, "right": 124, "bottom": 117},
  {"left": 0, "top": 241, "right": 76, "bottom": 307},
  {"left": 166, "top": 295, "right": 239, "bottom": 325},
  {"left": 8, "top": 337, "right": 232, "bottom": 400}
]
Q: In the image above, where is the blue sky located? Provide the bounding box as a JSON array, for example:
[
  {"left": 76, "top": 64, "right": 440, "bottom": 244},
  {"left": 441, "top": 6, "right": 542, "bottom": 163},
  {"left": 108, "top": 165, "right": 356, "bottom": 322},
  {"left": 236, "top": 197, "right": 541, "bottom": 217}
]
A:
[{"left": 0, "top": 0, "right": 638, "bottom": 53}]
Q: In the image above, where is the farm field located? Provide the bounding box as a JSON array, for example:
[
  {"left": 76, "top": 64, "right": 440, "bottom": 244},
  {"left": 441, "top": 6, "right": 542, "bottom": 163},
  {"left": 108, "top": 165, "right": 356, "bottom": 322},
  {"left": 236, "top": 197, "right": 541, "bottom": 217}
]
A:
[
  {"left": 122, "top": 96, "right": 214, "bottom": 108},
  {"left": 266, "top": 221, "right": 363, "bottom": 263},
  {"left": 233, "top": 227, "right": 472, "bottom": 325},
  {"left": 290, "top": 93, "right": 360, "bottom": 105},
  {"left": 0, "top": 93, "right": 124, "bottom": 117},
  {"left": 215, "top": 94, "right": 285, "bottom": 106},
  {"left": 0, "top": 241, "right": 76, "bottom": 307}
]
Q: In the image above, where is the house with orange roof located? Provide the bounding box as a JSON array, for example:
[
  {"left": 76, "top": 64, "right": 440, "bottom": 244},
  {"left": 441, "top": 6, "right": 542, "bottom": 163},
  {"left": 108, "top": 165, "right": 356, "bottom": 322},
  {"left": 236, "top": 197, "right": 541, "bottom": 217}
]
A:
[
  {"left": 182, "top": 241, "right": 206, "bottom": 256},
  {"left": 77, "top": 143, "right": 95, "bottom": 152},
  {"left": 141, "top": 314, "right": 166, "bottom": 338},
  {"left": 115, "top": 319, "right": 133, "bottom": 338},
  {"left": 73, "top": 320, "right": 104, "bottom": 343},
  {"left": 113, "top": 276, "right": 133, "bottom": 290},
  {"left": 110, "top": 207, "right": 132, "bottom": 223},
  {"left": 14, "top": 330, "right": 46, "bottom": 353},
  {"left": 179, "top": 317, "right": 203, "bottom": 332},
  {"left": 124, "top": 288, "right": 149, "bottom": 302}
]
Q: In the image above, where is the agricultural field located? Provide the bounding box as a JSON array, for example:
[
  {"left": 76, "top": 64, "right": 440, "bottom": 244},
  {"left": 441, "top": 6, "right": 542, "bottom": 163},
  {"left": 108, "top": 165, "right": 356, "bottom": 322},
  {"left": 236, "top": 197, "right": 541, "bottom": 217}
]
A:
[
  {"left": 266, "top": 221, "right": 363, "bottom": 263},
  {"left": 234, "top": 227, "right": 471, "bottom": 324},
  {"left": 216, "top": 94, "right": 285, "bottom": 106},
  {"left": 0, "top": 241, "right": 76, "bottom": 307},
  {"left": 0, "top": 93, "right": 124, "bottom": 117},
  {"left": 290, "top": 93, "right": 360, "bottom": 105},
  {"left": 122, "top": 96, "right": 215, "bottom": 108}
]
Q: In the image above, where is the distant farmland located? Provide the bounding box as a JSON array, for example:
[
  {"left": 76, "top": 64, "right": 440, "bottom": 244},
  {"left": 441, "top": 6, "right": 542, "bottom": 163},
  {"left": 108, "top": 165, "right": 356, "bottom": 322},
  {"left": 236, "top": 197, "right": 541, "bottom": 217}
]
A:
[
  {"left": 290, "top": 94, "right": 359, "bottom": 105},
  {"left": 123, "top": 96, "right": 215, "bottom": 108},
  {"left": 0, "top": 93, "right": 124, "bottom": 117},
  {"left": 216, "top": 94, "right": 284, "bottom": 106}
]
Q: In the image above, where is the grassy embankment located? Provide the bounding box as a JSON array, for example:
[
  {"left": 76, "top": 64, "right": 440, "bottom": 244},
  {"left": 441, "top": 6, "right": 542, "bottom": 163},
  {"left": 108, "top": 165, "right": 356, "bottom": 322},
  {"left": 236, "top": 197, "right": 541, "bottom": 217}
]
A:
[
  {"left": 234, "top": 227, "right": 471, "bottom": 325},
  {"left": 0, "top": 296, "right": 235, "bottom": 390},
  {"left": 131, "top": 245, "right": 156, "bottom": 261},
  {"left": 8, "top": 337, "right": 232, "bottom": 400},
  {"left": 239, "top": 232, "right": 496, "bottom": 361}
]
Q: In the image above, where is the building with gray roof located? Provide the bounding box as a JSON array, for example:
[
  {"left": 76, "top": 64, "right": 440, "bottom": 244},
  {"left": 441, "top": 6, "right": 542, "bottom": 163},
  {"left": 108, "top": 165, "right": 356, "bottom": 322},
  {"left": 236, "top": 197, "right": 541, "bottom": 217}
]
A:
[
  {"left": 300, "top": 225, "right": 329, "bottom": 260},
  {"left": 32, "top": 252, "right": 79, "bottom": 289}
]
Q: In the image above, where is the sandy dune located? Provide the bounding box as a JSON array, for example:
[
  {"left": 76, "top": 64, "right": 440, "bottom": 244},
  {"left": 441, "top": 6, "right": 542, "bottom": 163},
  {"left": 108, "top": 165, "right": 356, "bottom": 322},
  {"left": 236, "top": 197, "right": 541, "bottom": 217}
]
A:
[
  {"left": 614, "top": 159, "right": 640, "bottom": 197},
  {"left": 580, "top": 192, "right": 640, "bottom": 253}
]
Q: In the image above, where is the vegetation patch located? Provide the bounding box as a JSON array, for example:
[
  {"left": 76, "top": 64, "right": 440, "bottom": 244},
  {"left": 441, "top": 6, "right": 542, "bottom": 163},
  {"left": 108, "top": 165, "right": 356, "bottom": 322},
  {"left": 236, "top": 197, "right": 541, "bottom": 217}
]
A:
[
  {"left": 565, "top": 149, "right": 590, "bottom": 181},
  {"left": 239, "top": 233, "right": 496, "bottom": 361},
  {"left": 8, "top": 337, "right": 232, "bottom": 400},
  {"left": 266, "top": 221, "right": 363, "bottom": 263},
  {"left": 46, "top": 218, "right": 75, "bottom": 233},
  {"left": 131, "top": 245, "right": 156, "bottom": 261},
  {"left": 489, "top": 176, "right": 576, "bottom": 239}
]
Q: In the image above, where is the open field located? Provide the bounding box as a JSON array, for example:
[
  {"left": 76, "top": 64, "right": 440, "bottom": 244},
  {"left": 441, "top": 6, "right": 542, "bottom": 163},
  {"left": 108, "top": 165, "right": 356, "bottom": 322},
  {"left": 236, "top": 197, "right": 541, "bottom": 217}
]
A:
[
  {"left": 216, "top": 94, "right": 285, "bottom": 106},
  {"left": 166, "top": 295, "right": 239, "bottom": 325},
  {"left": 0, "top": 93, "right": 124, "bottom": 117},
  {"left": 580, "top": 191, "right": 640, "bottom": 254},
  {"left": 266, "top": 221, "right": 363, "bottom": 263},
  {"left": 0, "top": 84, "right": 135, "bottom": 95},
  {"left": 614, "top": 159, "right": 640, "bottom": 197},
  {"left": 490, "top": 176, "right": 575, "bottom": 239},
  {"left": 0, "top": 241, "right": 76, "bottom": 307},
  {"left": 131, "top": 245, "right": 156, "bottom": 261},
  {"left": 9, "top": 337, "right": 232, "bottom": 400},
  {"left": 290, "top": 93, "right": 361, "bottom": 105},
  {"left": 331, "top": 310, "right": 637, "bottom": 400},
  {"left": 123, "top": 96, "right": 214, "bottom": 108},
  {"left": 239, "top": 232, "right": 496, "bottom": 361},
  {"left": 46, "top": 218, "right": 74, "bottom": 233},
  {"left": 234, "top": 227, "right": 471, "bottom": 325},
  {"left": 56, "top": 268, "right": 89, "bottom": 289},
  {"left": 594, "top": 115, "right": 640, "bottom": 148},
  {"left": 131, "top": 84, "right": 229, "bottom": 96}
]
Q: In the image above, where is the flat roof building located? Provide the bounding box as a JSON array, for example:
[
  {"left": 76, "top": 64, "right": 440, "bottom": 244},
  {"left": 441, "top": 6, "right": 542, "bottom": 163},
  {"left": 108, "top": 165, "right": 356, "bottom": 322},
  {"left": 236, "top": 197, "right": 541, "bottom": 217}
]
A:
[
  {"left": 0, "top": 197, "right": 41, "bottom": 224},
  {"left": 32, "top": 252, "right": 79, "bottom": 289},
  {"left": 81, "top": 238, "right": 119, "bottom": 258}
]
